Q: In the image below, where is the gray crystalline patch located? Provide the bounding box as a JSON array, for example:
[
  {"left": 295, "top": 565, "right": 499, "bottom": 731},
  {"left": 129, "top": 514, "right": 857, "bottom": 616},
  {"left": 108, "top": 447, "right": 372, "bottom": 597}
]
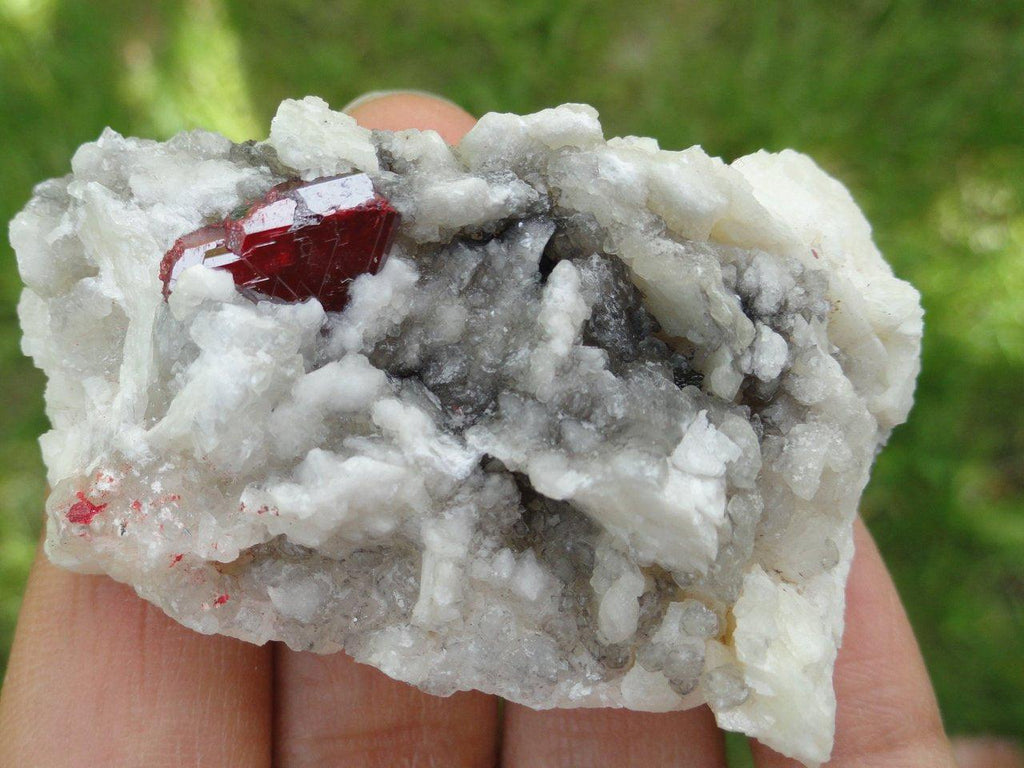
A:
[
  {"left": 14, "top": 97, "right": 923, "bottom": 768},
  {"left": 368, "top": 219, "right": 554, "bottom": 427}
]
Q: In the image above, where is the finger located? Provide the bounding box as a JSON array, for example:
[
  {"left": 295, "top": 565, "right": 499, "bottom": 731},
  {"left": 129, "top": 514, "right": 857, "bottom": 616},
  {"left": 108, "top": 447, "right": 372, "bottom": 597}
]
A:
[
  {"left": 952, "top": 737, "right": 1024, "bottom": 768},
  {"left": 274, "top": 651, "right": 498, "bottom": 768},
  {"left": 501, "top": 705, "right": 727, "bottom": 768},
  {"left": 751, "top": 518, "right": 956, "bottom": 768},
  {"left": 273, "top": 91, "right": 498, "bottom": 768},
  {"left": 344, "top": 90, "right": 477, "bottom": 144},
  {"left": 0, "top": 549, "right": 272, "bottom": 767}
]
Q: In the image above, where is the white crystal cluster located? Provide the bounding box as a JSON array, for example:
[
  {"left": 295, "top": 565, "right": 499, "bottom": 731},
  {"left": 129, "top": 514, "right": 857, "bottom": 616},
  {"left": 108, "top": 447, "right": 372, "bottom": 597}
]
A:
[{"left": 13, "top": 97, "right": 922, "bottom": 766}]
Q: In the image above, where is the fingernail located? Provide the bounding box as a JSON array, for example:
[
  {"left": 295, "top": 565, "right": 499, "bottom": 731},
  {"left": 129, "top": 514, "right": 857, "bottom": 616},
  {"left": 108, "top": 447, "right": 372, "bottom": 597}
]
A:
[{"left": 341, "top": 89, "right": 462, "bottom": 114}]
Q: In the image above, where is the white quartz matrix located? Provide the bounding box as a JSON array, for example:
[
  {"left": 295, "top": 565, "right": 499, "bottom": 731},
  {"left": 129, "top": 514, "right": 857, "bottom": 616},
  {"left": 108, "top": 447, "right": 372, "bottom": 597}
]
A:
[{"left": 13, "top": 97, "right": 923, "bottom": 766}]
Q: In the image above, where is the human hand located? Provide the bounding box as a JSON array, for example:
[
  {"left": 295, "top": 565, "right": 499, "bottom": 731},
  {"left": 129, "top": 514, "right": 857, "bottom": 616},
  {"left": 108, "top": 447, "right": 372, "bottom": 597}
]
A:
[{"left": 0, "top": 93, "right": 1019, "bottom": 768}]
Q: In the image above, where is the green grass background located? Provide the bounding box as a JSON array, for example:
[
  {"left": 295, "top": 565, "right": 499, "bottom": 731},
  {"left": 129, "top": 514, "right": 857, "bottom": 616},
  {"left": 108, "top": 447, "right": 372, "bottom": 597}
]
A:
[{"left": 1, "top": 0, "right": 1021, "bottom": 757}]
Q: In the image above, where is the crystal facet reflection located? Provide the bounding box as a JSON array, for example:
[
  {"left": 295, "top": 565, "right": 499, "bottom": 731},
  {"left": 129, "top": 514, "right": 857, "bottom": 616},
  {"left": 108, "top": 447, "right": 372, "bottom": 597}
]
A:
[{"left": 161, "top": 174, "right": 399, "bottom": 311}]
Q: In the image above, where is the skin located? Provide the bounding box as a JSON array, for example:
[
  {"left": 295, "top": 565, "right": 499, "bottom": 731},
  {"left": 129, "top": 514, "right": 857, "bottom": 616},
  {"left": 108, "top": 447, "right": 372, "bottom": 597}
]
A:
[{"left": 1, "top": 92, "right": 1020, "bottom": 768}]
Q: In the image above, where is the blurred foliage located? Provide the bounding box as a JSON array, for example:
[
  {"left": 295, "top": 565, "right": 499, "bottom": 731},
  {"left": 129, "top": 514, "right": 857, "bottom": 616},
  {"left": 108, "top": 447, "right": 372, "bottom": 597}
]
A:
[{"left": 0, "top": 0, "right": 1021, "bottom": 750}]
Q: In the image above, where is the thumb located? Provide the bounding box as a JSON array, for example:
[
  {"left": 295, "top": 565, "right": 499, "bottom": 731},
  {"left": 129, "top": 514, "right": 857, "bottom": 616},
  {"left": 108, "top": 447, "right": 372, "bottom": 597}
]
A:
[{"left": 343, "top": 90, "right": 477, "bottom": 144}]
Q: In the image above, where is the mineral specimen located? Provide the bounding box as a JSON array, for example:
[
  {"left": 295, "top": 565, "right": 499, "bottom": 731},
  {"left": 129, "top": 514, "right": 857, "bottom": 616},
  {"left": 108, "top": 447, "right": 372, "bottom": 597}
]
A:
[{"left": 12, "top": 97, "right": 923, "bottom": 767}]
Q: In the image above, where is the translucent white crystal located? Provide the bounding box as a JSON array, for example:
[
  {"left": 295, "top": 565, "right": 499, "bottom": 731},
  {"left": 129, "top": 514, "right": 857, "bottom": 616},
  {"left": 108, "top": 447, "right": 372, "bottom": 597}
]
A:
[{"left": 12, "top": 96, "right": 923, "bottom": 767}]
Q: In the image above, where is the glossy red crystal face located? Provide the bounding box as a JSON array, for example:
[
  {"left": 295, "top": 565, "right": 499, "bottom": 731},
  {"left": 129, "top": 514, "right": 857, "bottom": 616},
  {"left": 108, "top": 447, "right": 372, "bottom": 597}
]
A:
[{"left": 160, "top": 174, "right": 399, "bottom": 311}]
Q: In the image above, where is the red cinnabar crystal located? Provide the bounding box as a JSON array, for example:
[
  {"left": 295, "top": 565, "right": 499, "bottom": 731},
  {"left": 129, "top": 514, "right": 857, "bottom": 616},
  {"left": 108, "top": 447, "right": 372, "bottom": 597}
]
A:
[
  {"left": 67, "top": 492, "right": 107, "bottom": 525},
  {"left": 160, "top": 174, "right": 399, "bottom": 311}
]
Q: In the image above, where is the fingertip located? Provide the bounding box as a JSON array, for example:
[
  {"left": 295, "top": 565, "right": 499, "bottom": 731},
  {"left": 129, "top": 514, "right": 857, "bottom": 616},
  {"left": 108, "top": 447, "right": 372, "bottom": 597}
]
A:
[
  {"left": 344, "top": 91, "right": 477, "bottom": 144},
  {"left": 952, "top": 736, "right": 1024, "bottom": 768},
  {"left": 810, "top": 516, "right": 955, "bottom": 766},
  {"left": 0, "top": 553, "right": 273, "bottom": 767},
  {"left": 501, "top": 703, "right": 727, "bottom": 768},
  {"left": 274, "top": 648, "right": 498, "bottom": 768}
]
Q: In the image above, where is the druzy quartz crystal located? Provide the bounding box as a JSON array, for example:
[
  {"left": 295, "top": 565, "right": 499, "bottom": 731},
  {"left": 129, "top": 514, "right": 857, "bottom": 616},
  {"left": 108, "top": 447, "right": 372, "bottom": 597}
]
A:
[{"left": 13, "top": 97, "right": 923, "bottom": 767}]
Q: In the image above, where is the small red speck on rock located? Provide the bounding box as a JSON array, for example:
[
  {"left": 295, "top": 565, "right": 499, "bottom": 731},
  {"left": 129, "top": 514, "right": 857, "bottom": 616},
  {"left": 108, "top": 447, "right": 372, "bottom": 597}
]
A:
[
  {"left": 66, "top": 492, "right": 107, "bottom": 525},
  {"left": 213, "top": 594, "right": 230, "bottom": 606},
  {"left": 130, "top": 500, "right": 142, "bottom": 512},
  {"left": 170, "top": 554, "right": 184, "bottom": 567}
]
